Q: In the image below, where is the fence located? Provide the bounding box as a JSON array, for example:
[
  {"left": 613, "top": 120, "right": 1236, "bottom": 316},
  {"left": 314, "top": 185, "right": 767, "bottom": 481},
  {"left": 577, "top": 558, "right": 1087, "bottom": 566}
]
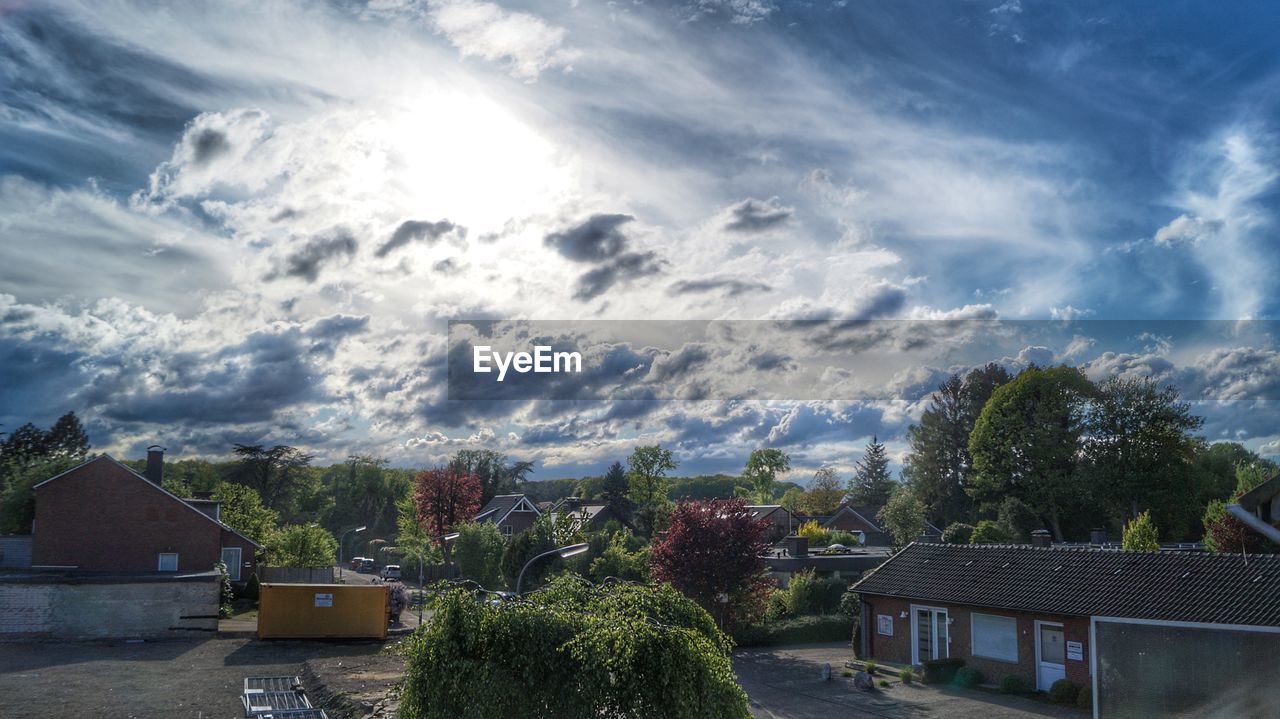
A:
[{"left": 258, "top": 566, "right": 335, "bottom": 584}]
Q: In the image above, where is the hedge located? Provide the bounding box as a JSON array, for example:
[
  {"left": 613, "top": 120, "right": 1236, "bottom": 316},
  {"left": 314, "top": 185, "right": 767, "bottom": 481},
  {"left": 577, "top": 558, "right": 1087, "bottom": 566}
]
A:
[{"left": 733, "top": 615, "right": 855, "bottom": 648}]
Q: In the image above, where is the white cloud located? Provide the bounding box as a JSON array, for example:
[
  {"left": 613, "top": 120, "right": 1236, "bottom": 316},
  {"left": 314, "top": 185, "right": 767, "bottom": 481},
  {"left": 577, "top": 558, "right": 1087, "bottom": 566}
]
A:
[
  {"left": 1153, "top": 213, "right": 1223, "bottom": 247},
  {"left": 426, "top": 1, "right": 580, "bottom": 81}
]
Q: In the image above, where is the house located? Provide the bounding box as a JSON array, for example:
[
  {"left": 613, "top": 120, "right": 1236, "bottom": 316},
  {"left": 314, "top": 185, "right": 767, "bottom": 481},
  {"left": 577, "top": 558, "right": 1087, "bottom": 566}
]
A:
[
  {"left": 30, "top": 448, "right": 261, "bottom": 581},
  {"left": 798, "top": 504, "right": 941, "bottom": 547},
  {"left": 851, "top": 543, "right": 1280, "bottom": 717},
  {"left": 746, "top": 505, "right": 796, "bottom": 541},
  {"left": 548, "top": 497, "right": 619, "bottom": 533},
  {"left": 762, "top": 535, "right": 891, "bottom": 587},
  {"left": 473, "top": 494, "right": 541, "bottom": 537},
  {"left": 1232, "top": 474, "right": 1280, "bottom": 544}
]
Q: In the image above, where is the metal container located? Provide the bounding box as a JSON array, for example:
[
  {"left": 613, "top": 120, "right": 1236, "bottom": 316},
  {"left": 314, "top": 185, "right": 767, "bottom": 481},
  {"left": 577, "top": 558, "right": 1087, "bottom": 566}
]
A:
[{"left": 257, "top": 583, "right": 388, "bottom": 640}]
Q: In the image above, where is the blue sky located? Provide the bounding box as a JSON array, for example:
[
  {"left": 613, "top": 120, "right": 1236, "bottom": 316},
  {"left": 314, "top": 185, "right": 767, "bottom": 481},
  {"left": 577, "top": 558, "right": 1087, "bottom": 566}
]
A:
[{"left": 1, "top": 0, "right": 1278, "bottom": 479}]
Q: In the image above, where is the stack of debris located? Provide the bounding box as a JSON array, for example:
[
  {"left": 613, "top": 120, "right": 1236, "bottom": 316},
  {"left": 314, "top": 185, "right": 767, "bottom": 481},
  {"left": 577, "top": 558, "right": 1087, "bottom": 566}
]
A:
[{"left": 241, "top": 676, "right": 328, "bottom": 718}]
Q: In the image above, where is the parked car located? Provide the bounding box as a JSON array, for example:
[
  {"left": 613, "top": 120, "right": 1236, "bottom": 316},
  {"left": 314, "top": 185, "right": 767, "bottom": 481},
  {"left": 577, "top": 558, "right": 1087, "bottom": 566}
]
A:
[
  {"left": 359, "top": 558, "right": 375, "bottom": 573},
  {"left": 350, "top": 556, "right": 367, "bottom": 570},
  {"left": 380, "top": 564, "right": 401, "bottom": 581}
]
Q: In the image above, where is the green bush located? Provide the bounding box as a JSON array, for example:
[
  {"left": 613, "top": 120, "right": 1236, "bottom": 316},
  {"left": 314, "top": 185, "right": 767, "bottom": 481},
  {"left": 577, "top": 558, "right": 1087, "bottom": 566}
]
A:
[
  {"left": 733, "top": 615, "right": 855, "bottom": 648},
  {"left": 783, "top": 570, "right": 847, "bottom": 616},
  {"left": 828, "top": 531, "right": 863, "bottom": 547},
  {"left": 863, "top": 659, "right": 877, "bottom": 675},
  {"left": 215, "top": 562, "right": 234, "bottom": 618},
  {"left": 969, "top": 520, "right": 1010, "bottom": 544},
  {"left": 1048, "top": 679, "right": 1078, "bottom": 704},
  {"left": 954, "top": 666, "right": 983, "bottom": 688},
  {"left": 1000, "top": 675, "right": 1030, "bottom": 694},
  {"left": 899, "top": 666, "right": 915, "bottom": 684},
  {"left": 1076, "top": 685, "right": 1093, "bottom": 711},
  {"left": 878, "top": 679, "right": 890, "bottom": 688},
  {"left": 921, "top": 658, "right": 965, "bottom": 684},
  {"left": 454, "top": 521, "right": 506, "bottom": 590},
  {"left": 942, "top": 522, "right": 975, "bottom": 545}
]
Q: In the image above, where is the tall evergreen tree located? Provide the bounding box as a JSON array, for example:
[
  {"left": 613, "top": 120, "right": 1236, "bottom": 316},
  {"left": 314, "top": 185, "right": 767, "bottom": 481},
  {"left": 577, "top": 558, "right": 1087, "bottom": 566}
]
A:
[
  {"left": 600, "top": 461, "right": 634, "bottom": 524},
  {"left": 848, "top": 436, "right": 897, "bottom": 509}
]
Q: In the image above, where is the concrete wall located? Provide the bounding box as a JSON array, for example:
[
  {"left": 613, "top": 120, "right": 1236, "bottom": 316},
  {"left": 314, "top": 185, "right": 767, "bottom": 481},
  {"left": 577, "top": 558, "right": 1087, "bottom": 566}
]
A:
[
  {"left": 0, "top": 573, "right": 219, "bottom": 640},
  {"left": 259, "top": 566, "right": 335, "bottom": 584}
]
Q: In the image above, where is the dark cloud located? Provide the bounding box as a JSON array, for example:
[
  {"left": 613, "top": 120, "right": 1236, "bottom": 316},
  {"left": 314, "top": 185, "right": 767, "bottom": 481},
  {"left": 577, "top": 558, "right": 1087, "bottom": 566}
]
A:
[
  {"left": 375, "top": 219, "right": 461, "bottom": 258},
  {"left": 277, "top": 230, "right": 357, "bottom": 282},
  {"left": 434, "top": 257, "right": 462, "bottom": 274},
  {"left": 724, "top": 197, "right": 793, "bottom": 232},
  {"left": 669, "top": 277, "right": 771, "bottom": 297},
  {"left": 545, "top": 214, "right": 635, "bottom": 262},
  {"left": 190, "top": 128, "right": 230, "bottom": 164},
  {"left": 573, "top": 251, "right": 663, "bottom": 301}
]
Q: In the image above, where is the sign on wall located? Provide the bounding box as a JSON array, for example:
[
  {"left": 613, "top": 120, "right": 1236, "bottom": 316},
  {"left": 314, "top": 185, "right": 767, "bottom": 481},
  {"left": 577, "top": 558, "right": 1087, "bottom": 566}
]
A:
[
  {"left": 1066, "top": 640, "right": 1083, "bottom": 661},
  {"left": 314, "top": 593, "right": 334, "bottom": 608},
  {"left": 878, "top": 614, "right": 893, "bottom": 636}
]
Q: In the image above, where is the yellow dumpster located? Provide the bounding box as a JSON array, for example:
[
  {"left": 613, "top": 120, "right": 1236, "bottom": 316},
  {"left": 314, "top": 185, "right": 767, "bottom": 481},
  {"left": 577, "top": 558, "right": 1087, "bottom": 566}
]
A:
[{"left": 258, "top": 583, "right": 389, "bottom": 639}]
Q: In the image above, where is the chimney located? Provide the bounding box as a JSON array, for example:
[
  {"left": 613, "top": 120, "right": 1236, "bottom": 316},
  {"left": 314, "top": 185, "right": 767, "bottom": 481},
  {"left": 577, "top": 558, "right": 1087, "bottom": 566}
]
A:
[
  {"left": 785, "top": 535, "right": 808, "bottom": 558},
  {"left": 145, "top": 445, "right": 165, "bottom": 485},
  {"left": 1089, "top": 528, "right": 1108, "bottom": 545},
  {"left": 1031, "top": 529, "right": 1051, "bottom": 548}
]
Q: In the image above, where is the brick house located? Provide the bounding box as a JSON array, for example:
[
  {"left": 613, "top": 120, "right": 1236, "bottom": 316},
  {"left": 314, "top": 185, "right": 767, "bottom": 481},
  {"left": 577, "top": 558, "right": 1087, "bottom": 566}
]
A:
[
  {"left": 31, "top": 450, "right": 261, "bottom": 581},
  {"left": 811, "top": 504, "right": 940, "bottom": 547},
  {"left": 852, "top": 543, "right": 1280, "bottom": 717},
  {"left": 747, "top": 505, "right": 796, "bottom": 542},
  {"left": 473, "top": 494, "right": 541, "bottom": 537}
]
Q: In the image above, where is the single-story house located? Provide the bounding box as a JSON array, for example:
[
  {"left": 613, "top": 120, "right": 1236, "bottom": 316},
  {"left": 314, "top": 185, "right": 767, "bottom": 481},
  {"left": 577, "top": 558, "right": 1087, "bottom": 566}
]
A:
[
  {"left": 474, "top": 494, "right": 541, "bottom": 537},
  {"left": 747, "top": 505, "right": 796, "bottom": 541},
  {"left": 851, "top": 543, "right": 1280, "bottom": 718},
  {"left": 548, "top": 497, "right": 619, "bottom": 532},
  {"left": 762, "top": 536, "right": 891, "bottom": 586},
  {"left": 798, "top": 504, "right": 941, "bottom": 547},
  {"left": 31, "top": 448, "right": 261, "bottom": 581}
]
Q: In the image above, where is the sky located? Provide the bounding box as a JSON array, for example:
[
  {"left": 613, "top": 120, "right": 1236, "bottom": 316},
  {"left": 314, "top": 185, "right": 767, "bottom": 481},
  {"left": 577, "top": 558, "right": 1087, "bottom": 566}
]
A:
[{"left": 1, "top": 0, "right": 1279, "bottom": 481}]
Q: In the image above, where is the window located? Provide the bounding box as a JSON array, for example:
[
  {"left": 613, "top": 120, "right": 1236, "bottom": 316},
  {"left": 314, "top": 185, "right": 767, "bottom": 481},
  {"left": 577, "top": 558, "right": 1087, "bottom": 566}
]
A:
[
  {"left": 971, "top": 613, "right": 1018, "bottom": 662},
  {"left": 220, "top": 547, "right": 242, "bottom": 581},
  {"left": 157, "top": 553, "right": 179, "bottom": 572},
  {"left": 502, "top": 524, "right": 513, "bottom": 536},
  {"left": 877, "top": 615, "right": 894, "bottom": 636}
]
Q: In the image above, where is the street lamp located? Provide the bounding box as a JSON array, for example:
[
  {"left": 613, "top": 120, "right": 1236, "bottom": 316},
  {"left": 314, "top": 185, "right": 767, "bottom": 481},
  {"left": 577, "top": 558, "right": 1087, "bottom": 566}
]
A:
[
  {"left": 338, "top": 525, "right": 367, "bottom": 579},
  {"left": 515, "top": 543, "right": 589, "bottom": 595},
  {"left": 418, "top": 532, "right": 460, "bottom": 625}
]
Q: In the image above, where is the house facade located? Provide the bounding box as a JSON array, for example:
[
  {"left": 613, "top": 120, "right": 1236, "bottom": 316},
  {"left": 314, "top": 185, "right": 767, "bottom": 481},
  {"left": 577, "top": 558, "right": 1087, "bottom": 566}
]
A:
[
  {"left": 473, "top": 494, "right": 541, "bottom": 536},
  {"left": 852, "top": 543, "right": 1280, "bottom": 718},
  {"left": 31, "top": 452, "right": 260, "bottom": 581},
  {"left": 747, "top": 505, "right": 795, "bottom": 542},
  {"left": 549, "top": 497, "right": 619, "bottom": 533}
]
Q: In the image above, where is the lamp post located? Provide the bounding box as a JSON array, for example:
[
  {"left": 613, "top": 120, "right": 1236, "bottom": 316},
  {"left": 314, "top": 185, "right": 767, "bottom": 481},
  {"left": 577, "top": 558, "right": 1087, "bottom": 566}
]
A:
[
  {"left": 418, "top": 531, "right": 460, "bottom": 625},
  {"left": 515, "top": 543, "right": 589, "bottom": 595},
  {"left": 338, "top": 525, "right": 366, "bottom": 580}
]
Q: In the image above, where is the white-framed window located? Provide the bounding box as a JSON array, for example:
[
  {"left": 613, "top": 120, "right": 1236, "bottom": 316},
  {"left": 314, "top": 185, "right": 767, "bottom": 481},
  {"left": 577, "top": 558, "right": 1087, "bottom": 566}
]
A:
[
  {"left": 220, "top": 547, "right": 242, "bottom": 581},
  {"left": 971, "top": 612, "right": 1019, "bottom": 662},
  {"left": 877, "top": 614, "right": 894, "bottom": 636},
  {"left": 502, "top": 524, "right": 513, "bottom": 536},
  {"left": 157, "top": 553, "right": 179, "bottom": 572}
]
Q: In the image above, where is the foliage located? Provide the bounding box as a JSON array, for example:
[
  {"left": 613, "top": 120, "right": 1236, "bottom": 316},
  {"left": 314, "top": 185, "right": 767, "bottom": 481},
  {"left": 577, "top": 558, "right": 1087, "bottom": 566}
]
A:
[
  {"left": 954, "top": 666, "right": 983, "bottom": 687},
  {"left": 0, "top": 456, "right": 81, "bottom": 533},
  {"left": 322, "top": 455, "right": 410, "bottom": 540},
  {"left": 968, "top": 365, "right": 1095, "bottom": 540},
  {"left": 229, "top": 443, "right": 316, "bottom": 516},
  {"left": 1048, "top": 678, "right": 1078, "bottom": 704},
  {"left": 213, "top": 482, "right": 279, "bottom": 545},
  {"left": 732, "top": 615, "right": 855, "bottom": 648},
  {"left": 995, "top": 496, "right": 1041, "bottom": 542},
  {"left": 921, "top": 658, "right": 965, "bottom": 684},
  {"left": 837, "top": 588, "right": 861, "bottom": 618},
  {"left": 863, "top": 659, "right": 877, "bottom": 674},
  {"left": 414, "top": 466, "right": 482, "bottom": 538},
  {"left": 599, "top": 461, "right": 634, "bottom": 525},
  {"left": 942, "top": 522, "right": 974, "bottom": 544},
  {"left": 876, "top": 490, "right": 928, "bottom": 546},
  {"left": 587, "top": 529, "right": 649, "bottom": 583},
  {"left": 1202, "top": 497, "right": 1270, "bottom": 554},
  {"left": 1121, "top": 510, "right": 1160, "bottom": 551},
  {"left": 900, "top": 666, "right": 915, "bottom": 684},
  {"left": 399, "top": 577, "right": 749, "bottom": 719},
  {"left": 902, "top": 365, "right": 1011, "bottom": 528},
  {"left": 828, "top": 531, "right": 863, "bottom": 547},
  {"left": 243, "top": 573, "right": 261, "bottom": 601},
  {"left": 743, "top": 448, "right": 791, "bottom": 505},
  {"left": 0, "top": 412, "right": 90, "bottom": 472},
  {"left": 848, "top": 436, "right": 897, "bottom": 509},
  {"left": 501, "top": 516, "right": 556, "bottom": 590},
  {"left": 626, "top": 445, "right": 678, "bottom": 506},
  {"left": 264, "top": 523, "right": 339, "bottom": 567},
  {"left": 969, "top": 519, "right": 1010, "bottom": 544},
  {"left": 1077, "top": 685, "right": 1093, "bottom": 711},
  {"left": 769, "top": 570, "right": 847, "bottom": 619},
  {"left": 800, "top": 467, "right": 845, "bottom": 515},
  {"left": 449, "top": 448, "right": 533, "bottom": 504},
  {"left": 796, "top": 520, "right": 830, "bottom": 544},
  {"left": 779, "top": 486, "right": 805, "bottom": 512},
  {"left": 453, "top": 521, "right": 506, "bottom": 589},
  {"left": 215, "top": 561, "right": 234, "bottom": 617},
  {"left": 879, "top": 679, "right": 890, "bottom": 687},
  {"left": 394, "top": 496, "right": 441, "bottom": 581},
  {"left": 1235, "top": 458, "right": 1277, "bottom": 494},
  {"left": 649, "top": 498, "right": 772, "bottom": 631},
  {"left": 1000, "top": 675, "right": 1029, "bottom": 694}
]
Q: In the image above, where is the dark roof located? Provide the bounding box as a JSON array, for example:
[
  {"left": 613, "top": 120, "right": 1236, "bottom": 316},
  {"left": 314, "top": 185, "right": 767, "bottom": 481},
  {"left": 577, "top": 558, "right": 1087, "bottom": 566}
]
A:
[
  {"left": 1238, "top": 474, "right": 1280, "bottom": 511},
  {"left": 851, "top": 542, "right": 1280, "bottom": 627},
  {"left": 474, "top": 494, "right": 538, "bottom": 524}
]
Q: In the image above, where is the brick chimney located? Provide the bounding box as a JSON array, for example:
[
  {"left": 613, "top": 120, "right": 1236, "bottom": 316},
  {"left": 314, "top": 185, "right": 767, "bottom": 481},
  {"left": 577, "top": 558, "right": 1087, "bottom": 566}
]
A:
[
  {"left": 1030, "top": 529, "right": 1051, "bottom": 548},
  {"left": 145, "top": 445, "right": 165, "bottom": 485}
]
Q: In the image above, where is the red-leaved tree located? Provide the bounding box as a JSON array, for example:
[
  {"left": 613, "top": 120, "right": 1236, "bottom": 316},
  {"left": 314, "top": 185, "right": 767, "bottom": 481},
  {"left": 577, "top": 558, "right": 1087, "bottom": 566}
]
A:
[
  {"left": 649, "top": 498, "right": 772, "bottom": 630},
  {"left": 415, "top": 466, "right": 482, "bottom": 540}
]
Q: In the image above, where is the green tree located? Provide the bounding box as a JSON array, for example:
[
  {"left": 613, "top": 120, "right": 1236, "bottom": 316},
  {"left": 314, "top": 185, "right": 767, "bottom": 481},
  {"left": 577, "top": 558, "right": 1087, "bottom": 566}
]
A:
[
  {"left": 941, "top": 522, "right": 975, "bottom": 545},
  {"left": 968, "top": 366, "right": 1095, "bottom": 540},
  {"left": 230, "top": 444, "right": 315, "bottom": 516},
  {"left": 453, "top": 521, "right": 506, "bottom": 589},
  {"left": 627, "top": 445, "right": 678, "bottom": 506},
  {"left": 742, "top": 448, "right": 790, "bottom": 505},
  {"left": 501, "top": 516, "right": 557, "bottom": 590},
  {"left": 265, "top": 523, "right": 338, "bottom": 567},
  {"left": 599, "top": 461, "right": 634, "bottom": 525},
  {"left": 969, "top": 519, "right": 1010, "bottom": 544},
  {"left": 876, "top": 490, "right": 927, "bottom": 546},
  {"left": 587, "top": 530, "right": 649, "bottom": 583},
  {"left": 0, "top": 457, "right": 80, "bottom": 533},
  {"left": 213, "top": 482, "right": 279, "bottom": 544},
  {"left": 450, "top": 449, "right": 534, "bottom": 504},
  {"left": 996, "top": 496, "right": 1042, "bottom": 542},
  {"left": 1121, "top": 511, "right": 1160, "bottom": 551},
  {"left": 44, "top": 412, "right": 90, "bottom": 461},
  {"left": 848, "top": 436, "right": 896, "bottom": 509},
  {"left": 800, "top": 467, "right": 845, "bottom": 515},
  {"left": 394, "top": 496, "right": 441, "bottom": 582},
  {"left": 902, "top": 364, "right": 1011, "bottom": 528},
  {"left": 778, "top": 486, "right": 805, "bottom": 513}
]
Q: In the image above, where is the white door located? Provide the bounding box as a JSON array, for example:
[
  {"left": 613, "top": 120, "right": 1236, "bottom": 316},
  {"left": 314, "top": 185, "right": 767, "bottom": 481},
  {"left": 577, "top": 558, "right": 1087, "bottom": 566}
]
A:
[
  {"left": 1036, "top": 621, "right": 1067, "bottom": 691},
  {"left": 221, "top": 547, "right": 242, "bottom": 581},
  {"left": 912, "top": 607, "right": 950, "bottom": 664}
]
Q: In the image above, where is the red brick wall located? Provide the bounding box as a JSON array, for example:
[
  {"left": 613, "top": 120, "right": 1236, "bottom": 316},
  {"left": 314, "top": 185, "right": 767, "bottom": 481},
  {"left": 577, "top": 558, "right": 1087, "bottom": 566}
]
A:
[
  {"left": 33, "top": 457, "right": 255, "bottom": 574},
  {"left": 862, "top": 595, "right": 1091, "bottom": 688}
]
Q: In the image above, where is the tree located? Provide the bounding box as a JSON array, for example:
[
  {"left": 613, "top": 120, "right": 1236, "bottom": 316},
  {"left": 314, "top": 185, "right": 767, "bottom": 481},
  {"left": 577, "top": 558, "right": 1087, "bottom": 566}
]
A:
[
  {"left": 212, "top": 482, "right": 279, "bottom": 544},
  {"left": 876, "top": 490, "right": 927, "bottom": 546},
  {"left": 501, "top": 516, "right": 556, "bottom": 590},
  {"left": 941, "top": 522, "right": 975, "bottom": 545},
  {"left": 969, "top": 519, "right": 1010, "bottom": 544},
  {"left": 324, "top": 455, "right": 407, "bottom": 538},
  {"left": 778, "top": 486, "right": 805, "bottom": 513},
  {"left": 742, "top": 448, "right": 790, "bottom": 504},
  {"left": 626, "top": 445, "right": 678, "bottom": 506},
  {"left": 799, "top": 467, "right": 845, "bottom": 515},
  {"left": 587, "top": 529, "right": 649, "bottom": 583},
  {"left": 453, "top": 521, "right": 505, "bottom": 589},
  {"left": 265, "top": 523, "right": 338, "bottom": 567},
  {"left": 1202, "top": 498, "right": 1269, "bottom": 554},
  {"left": 230, "top": 444, "right": 315, "bottom": 515},
  {"left": 599, "top": 461, "right": 634, "bottom": 525},
  {"left": 394, "top": 496, "right": 440, "bottom": 580},
  {"left": 1121, "top": 511, "right": 1159, "bottom": 551},
  {"left": 848, "top": 436, "right": 896, "bottom": 509},
  {"left": 450, "top": 449, "right": 533, "bottom": 504},
  {"left": 0, "top": 457, "right": 80, "bottom": 533},
  {"left": 902, "top": 364, "right": 1011, "bottom": 528},
  {"left": 649, "top": 498, "right": 771, "bottom": 630},
  {"left": 968, "top": 366, "right": 1095, "bottom": 540},
  {"left": 44, "top": 412, "right": 89, "bottom": 460},
  {"left": 414, "top": 466, "right": 482, "bottom": 538},
  {"left": 996, "top": 496, "right": 1042, "bottom": 542}
]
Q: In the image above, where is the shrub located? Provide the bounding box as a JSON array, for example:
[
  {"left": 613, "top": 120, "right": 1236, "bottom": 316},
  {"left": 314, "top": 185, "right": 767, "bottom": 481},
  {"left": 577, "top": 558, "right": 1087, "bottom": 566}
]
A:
[
  {"left": 921, "top": 658, "right": 964, "bottom": 684},
  {"left": 954, "top": 667, "right": 983, "bottom": 688},
  {"left": 1076, "top": 685, "right": 1093, "bottom": 711},
  {"left": 863, "top": 659, "right": 877, "bottom": 674},
  {"left": 264, "top": 523, "right": 339, "bottom": 568},
  {"left": 452, "top": 521, "right": 505, "bottom": 590},
  {"left": 841, "top": 670, "right": 853, "bottom": 678},
  {"left": 782, "top": 569, "right": 846, "bottom": 616},
  {"left": 837, "top": 588, "right": 861, "bottom": 618},
  {"left": 733, "top": 615, "right": 855, "bottom": 648},
  {"left": 878, "top": 679, "right": 890, "bottom": 688},
  {"left": 764, "top": 588, "right": 790, "bottom": 622},
  {"left": 1048, "top": 679, "right": 1078, "bottom": 704},
  {"left": 899, "top": 666, "right": 915, "bottom": 684},
  {"left": 942, "top": 522, "right": 975, "bottom": 545},
  {"left": 215, "top": 562, "right": 234, "bottom": 618},
  {"left": 1122, "top": 510, "right": 1159, "bottom": 551},
  {"left": 828, "top": 531, "right": 863, "bottom": 547},
  {"left": 1000, "top": 675, "right": 1029, "bottom": 695},
  {"left": 796, "top": 520, "right": 832, "bottom": 546},
  {"left": 969, "top": 520, "right": 1010, "bottom": 544}
]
